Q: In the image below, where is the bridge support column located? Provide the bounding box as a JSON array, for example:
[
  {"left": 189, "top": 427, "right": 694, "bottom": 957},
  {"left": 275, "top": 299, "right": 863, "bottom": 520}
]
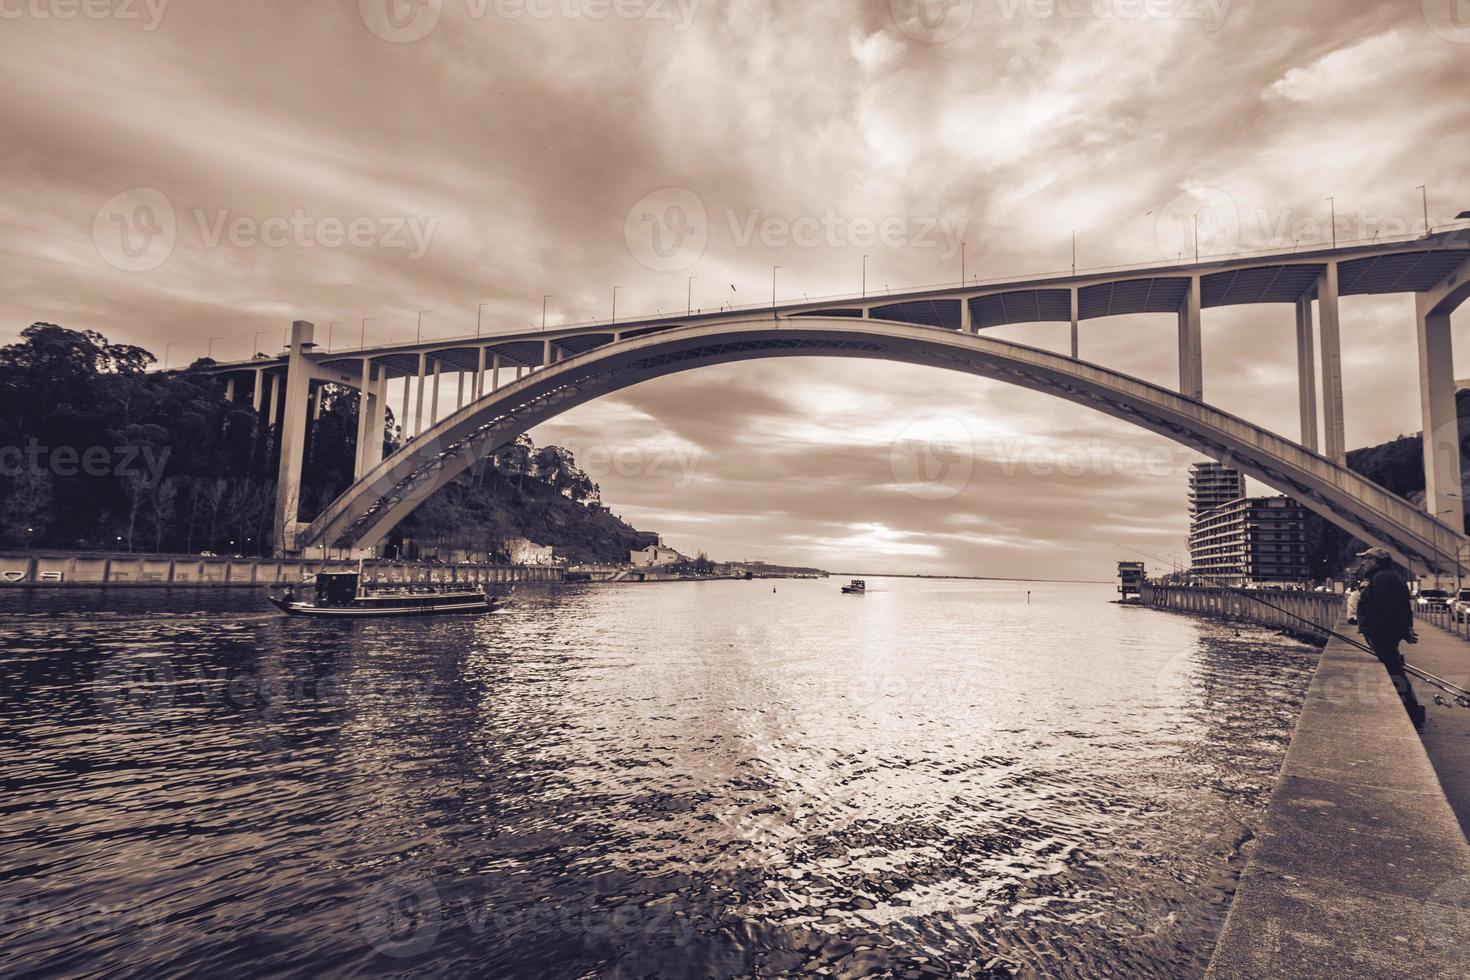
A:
[
  {"left": 1417, "top": 293, "right": 1462, "bottom": 527},
  {"left": 224, "top": 377, "right": 235, "bottom": 402},
  {"left": 1177, "top": 275, "right": 1203, "bottom": 400},
  {"left": 456, "top": 370, "right": 464, "bottom": 411},
  {"left": 413, "top": 352, "right": 427, "bottom": 439},
  {"left": 1317, "top": 262, "right": 1347, "bottom": 464},
  {"left": 474, "top": 347, "right": 487, "bottom": 399},
  {"left": 265, "top": 373, "right": 281, "bottom": 429},
  {"left": 273, "top": 320, "right": 315, "bottom": 556},
  {"left": 1294, "top": 295, "right": 1319, "bottom": 452},
  {"left": 400, "top": 374, "right": 411, "bottom": 443},
  {"left": 430, "top": 358, "right": 441, "bottom": 425},
  {"left": 491, "top": 353, "right": 501, "bottom": 393},
  {"left": 367, "top": 369, "right": 386, "bottom": 469},
  {"left": 251, "top": 368, "right": 264, "bottom": 413},
  {"left": 542, "top": 338, "right": 551, "bottom": 369},
  {"left": 354, "top": 359, "right": 380, "bottom": 480},
  {"left": 960, "top": 297, "right": 972, "bottom": 334},
  {"left": 1070, "top": 287, "right": 1079, "bottom": 359}
]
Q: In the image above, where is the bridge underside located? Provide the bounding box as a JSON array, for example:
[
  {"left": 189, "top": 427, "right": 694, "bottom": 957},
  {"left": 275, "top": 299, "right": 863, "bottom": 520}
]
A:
[{"left": 298, "top": 319, "right": 1466, "bottom": 577}]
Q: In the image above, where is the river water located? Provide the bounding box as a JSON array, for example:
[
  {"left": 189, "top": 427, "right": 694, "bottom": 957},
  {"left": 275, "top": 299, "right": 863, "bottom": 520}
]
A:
[{"left": 0, "top": 578, "right": 1318, "bottom": 978}]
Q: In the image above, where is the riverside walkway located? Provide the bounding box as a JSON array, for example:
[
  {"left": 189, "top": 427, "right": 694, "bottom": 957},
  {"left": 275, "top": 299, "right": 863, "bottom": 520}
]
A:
[
  {"left": 1407, "top": 616, "right": 1470, "bottom": 839},
  {"left": 1206, "top": 620, "right": 1470, "bottom": 978}
]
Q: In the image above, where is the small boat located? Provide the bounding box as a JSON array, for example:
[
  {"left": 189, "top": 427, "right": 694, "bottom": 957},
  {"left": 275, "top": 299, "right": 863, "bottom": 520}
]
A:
[
  {"left": 841, "top": 579, "right": 866, "bottom": 594},
  {"left": 268, "top": 571, "right": 500, "bottom": 618}
]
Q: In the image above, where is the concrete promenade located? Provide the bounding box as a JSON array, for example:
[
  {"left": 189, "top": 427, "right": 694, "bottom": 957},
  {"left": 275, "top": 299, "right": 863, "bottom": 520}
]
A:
[
  {"left": 1205, "top": 624, "right": 1470, "bottom": 978},
  {"left": 1405, "top": 617, "right": 1470, "bottom": 839}
]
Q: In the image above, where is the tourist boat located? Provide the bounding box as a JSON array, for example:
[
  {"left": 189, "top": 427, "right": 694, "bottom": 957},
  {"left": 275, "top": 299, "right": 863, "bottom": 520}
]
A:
[
  {"left": 841, "top": 579, "right": 866, "bottom": 594},
  {"left": 268, "top": 571, "right": 500, "bottom": 618}
]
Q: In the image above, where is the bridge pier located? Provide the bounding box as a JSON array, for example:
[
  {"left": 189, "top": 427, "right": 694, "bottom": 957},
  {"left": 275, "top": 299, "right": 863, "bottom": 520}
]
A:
[
  {"left": 272, "top": 320, "right": 315, "bottom": 556},
  {"left": 1069, "top": 286, "right": 1079, "bottom": 359},
  {"left": 1316, "top": 262, "right": 1347, "bottom": 464},
  {"left": 1177, "top": 274, "right": 1203, "bottom": 400},
  {"left": 1294, "top": 295, "right": 1320, "bottom": 452},
  {"left": 1416, "top": 256, "right": 1470, "bottom": 530}
]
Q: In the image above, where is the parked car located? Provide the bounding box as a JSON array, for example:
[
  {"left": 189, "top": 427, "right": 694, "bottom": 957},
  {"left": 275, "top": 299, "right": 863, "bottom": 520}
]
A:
[
  {"left": 1452, "top": 588, "right": 1470, "bottom": 622},
  {"left": 1416, "top": 588, "right": 1451, "bottom": 611}
]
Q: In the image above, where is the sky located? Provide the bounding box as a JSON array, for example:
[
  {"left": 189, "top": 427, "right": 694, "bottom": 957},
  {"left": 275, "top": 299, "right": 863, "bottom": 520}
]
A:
[{"left": 1, "top": 0, "right": 1468, "bottom": 579}]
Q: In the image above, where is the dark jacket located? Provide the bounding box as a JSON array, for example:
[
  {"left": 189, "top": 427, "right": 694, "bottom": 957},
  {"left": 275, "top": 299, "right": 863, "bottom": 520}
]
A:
[{"left": 1357, "top": 568, "right": 1414, "bottom": 643}]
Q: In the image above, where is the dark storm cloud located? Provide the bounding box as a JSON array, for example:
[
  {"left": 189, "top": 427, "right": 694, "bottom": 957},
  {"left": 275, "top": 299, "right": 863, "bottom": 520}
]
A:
[{"left": 1, "top": 0, "right": 1466, "bottom": 576}]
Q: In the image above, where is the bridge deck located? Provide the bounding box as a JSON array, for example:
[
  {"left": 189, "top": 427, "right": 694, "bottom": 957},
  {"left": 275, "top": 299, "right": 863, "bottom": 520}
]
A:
[{"left": 1205, "top": 625, "right": 1470, "bottom": 978}]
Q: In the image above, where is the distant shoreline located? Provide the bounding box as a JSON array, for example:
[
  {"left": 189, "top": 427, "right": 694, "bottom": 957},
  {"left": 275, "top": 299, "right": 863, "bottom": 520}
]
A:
[{"left": 829, "top": 573, "right": 1111, "bottom": 585}]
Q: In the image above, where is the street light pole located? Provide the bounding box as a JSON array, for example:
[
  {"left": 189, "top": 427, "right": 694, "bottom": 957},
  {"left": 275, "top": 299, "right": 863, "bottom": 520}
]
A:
[
  {"left": 207, "top": 336, "right": 222, "bottom": 360},
  {"left": 862, "top": 255, "right": 868, "bottom": 298},
  {"left": 163, "top": 342, "right": 179, "bottom": 370},
  {"left": 416, "top": 310, "right": 430, "bottom": 344},
  {"left": 1417, "top": 185, "right": 1430, "bottom": 236},
  {"left": 253, "top": 331, "right": 267, "bottom": 358},
  {"left": 360, "top": 317, "right": 373, "bottom": 350},
  {"left": 328, "top": 322, "right": 340, "bottom": 352},
  {"left": 611, "top": 286, "right": 621, "bottom": 325},
  {"left": 542, "top": 295, "right": 553, "bottom": 331},
  {"left": 1327, "top": 196, "right": 1337, "bottom": 250},
  {"left": 477, "top": 303, "right": 488, "bottom": 337},
  {"left": 687, "top": 275, "right": 696, "bottom": 316},
  {"left": 772, "top": 266, "right": 779, "bottom": 320}
]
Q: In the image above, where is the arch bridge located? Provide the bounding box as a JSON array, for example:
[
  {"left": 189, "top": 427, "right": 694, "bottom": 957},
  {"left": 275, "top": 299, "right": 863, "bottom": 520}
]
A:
[{"left": 197, "top": 232, "right": 1470, "bottom": 574}]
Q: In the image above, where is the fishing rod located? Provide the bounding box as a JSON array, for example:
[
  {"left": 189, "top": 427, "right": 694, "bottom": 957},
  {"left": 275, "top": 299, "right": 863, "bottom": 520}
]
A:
[{"left": 1119, "top": 544, "right": 1470, "bottom": 707}]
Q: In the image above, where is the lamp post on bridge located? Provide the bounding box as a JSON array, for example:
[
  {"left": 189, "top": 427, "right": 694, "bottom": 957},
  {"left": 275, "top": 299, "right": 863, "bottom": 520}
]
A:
[
  {"left": 542, "top": 295, "right": 553, "bottom": 331},
  {"left": 416, "top": 310, "right": 430, "bottom": 344},
  {"left": 611, "top": 286, "right": 620, "bottom": 325},
  {"left": 360, "top": 317, "right": 373, "bottom": 350},
  {"left": 1327, "top": 196, "right": 1337, "bottom": 250},
  {"left": 163, "top": 342, "right": 180, "bottom": 371},
  {"left": 687, "top": 275, "right": 696, "bottom": 316},
  {"left": 327, "top": 322, "right": 340, "bottom": 352},
  {"left": 207, "top": 337, "right": 222, "bottom": 361},
  {"left": 772, "top": 266, "right": 779, "bottom": 321},
  {"left": 1417, "top": 185, "right": 1430, "bottom": 236},
  {"left": 862, "top": 254, "right": 868, "bottom": 298},
  {"left": 477, "top": 303, "right": 488, "bottom": 337},
  {"left": 253, "top": 331, "right": 267, "bottom": 358}
]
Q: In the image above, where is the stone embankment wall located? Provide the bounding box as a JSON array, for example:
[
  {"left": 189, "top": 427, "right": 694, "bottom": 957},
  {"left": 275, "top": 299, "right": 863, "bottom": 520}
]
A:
[
  {"left": 0, "top": 551, "right": 563, "bottom": 587},
  {"left": 1140, "top": 584, "right": 1342, "bottom": 639}
]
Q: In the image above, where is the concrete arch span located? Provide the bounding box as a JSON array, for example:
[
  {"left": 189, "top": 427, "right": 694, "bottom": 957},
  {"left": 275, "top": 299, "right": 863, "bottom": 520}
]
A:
[{"left": 299, "top": 318, "right": 1466, "bottom": 575}]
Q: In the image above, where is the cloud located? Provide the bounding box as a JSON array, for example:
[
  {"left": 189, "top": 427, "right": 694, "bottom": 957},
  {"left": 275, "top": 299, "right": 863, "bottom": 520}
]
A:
[{"left": 1, "top": 0, "right": 1464, "bottom": 577}]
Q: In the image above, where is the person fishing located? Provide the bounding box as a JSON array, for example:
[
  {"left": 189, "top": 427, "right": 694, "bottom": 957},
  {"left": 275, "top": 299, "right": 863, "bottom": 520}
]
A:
[{"left": 1354, "top": 548, "right": 1426, "bottom": 730}]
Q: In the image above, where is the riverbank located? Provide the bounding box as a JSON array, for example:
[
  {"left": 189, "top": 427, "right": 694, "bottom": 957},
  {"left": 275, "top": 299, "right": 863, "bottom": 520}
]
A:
[
  {"left": 1205, "top": 621, "right": 1470, "bottom": 977},
  {"left": 0, "top": 550, "right": 562, "bottom": 587}
]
